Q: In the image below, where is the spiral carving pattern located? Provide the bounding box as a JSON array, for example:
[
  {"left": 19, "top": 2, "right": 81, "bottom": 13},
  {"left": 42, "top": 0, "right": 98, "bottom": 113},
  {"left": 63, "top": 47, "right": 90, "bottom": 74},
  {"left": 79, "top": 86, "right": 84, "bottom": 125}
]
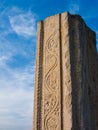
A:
[{"left": 44, "top": 30, "right": 59, "bottom": 130}]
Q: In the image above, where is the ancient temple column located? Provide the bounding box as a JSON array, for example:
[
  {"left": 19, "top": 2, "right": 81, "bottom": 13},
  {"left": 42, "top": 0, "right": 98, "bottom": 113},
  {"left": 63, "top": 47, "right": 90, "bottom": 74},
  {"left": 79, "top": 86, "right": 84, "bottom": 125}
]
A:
[{"left": 33, "top": 12, "right": 98, "bottom": 130}]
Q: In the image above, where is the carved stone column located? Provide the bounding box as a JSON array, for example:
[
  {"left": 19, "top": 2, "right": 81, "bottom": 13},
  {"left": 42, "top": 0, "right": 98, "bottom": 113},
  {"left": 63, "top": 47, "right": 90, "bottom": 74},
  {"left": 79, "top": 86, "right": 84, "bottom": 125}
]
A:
[{"left": 33, "top": 12, "right": 98, "bottom": 130}]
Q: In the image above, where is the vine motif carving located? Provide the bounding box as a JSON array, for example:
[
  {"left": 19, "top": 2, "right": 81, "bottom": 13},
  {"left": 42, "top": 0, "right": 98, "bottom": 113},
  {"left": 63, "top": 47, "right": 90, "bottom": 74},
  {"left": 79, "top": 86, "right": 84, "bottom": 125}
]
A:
[
  {"left": 44, "top": 30, "right": 59, "bottom": 130},
  {"left": 45, "top": 55, "right": 58, "bottom": 92},
  {"left": 46, "top": 30, "right": 58, "bottom": 52}
]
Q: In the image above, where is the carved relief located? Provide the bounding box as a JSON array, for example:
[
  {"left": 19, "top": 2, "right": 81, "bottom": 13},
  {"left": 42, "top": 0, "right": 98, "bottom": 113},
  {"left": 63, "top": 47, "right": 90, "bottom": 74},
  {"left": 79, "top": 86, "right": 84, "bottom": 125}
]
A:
[
  {"left": 46, "top": 30, "right": 58, "bottom": 52},
  {"left": 45, "top": 55, "right": 58, "bottom": 92},
  {"left": 44, "top": 30, "right": 60, "bottom": 130},
  {"left": 33, "top": 13, "right": 98, "bottom": 130}
]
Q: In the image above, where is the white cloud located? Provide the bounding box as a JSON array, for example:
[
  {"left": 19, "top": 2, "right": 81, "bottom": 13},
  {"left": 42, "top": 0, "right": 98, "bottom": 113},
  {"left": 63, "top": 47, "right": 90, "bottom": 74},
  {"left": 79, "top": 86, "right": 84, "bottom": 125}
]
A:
[
  {"left": 69, "top": 3, "right": 79, "bottom": 14},
  {"left": 0, "top": 6, "right": 36, "bottom": 130},
  {"left": 0, "top": 60, "right": 35, "bottom": 130},
  {"left": 0, "top": 87, "right": 34, "bottom": 130},
  {"left": 67, "top": 0, "right": 80, "bottom": 14},
  {"left": 9, "top": 11, "right": 37, "bottom": 37}
]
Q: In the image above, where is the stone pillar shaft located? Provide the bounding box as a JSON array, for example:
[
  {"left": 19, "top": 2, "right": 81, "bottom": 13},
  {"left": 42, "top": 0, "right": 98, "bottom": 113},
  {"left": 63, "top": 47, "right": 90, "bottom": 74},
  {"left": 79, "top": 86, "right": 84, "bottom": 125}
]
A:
[{"left": 33, "top": 12, "right": 98, "bottom": 130}]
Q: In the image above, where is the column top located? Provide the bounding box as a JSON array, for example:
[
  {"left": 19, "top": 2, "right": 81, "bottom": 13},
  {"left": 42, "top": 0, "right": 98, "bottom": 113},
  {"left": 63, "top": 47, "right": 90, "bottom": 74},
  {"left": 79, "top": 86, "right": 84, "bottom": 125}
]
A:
[{"left": 38, "top": 12, "right": 96, "bottom": 35}]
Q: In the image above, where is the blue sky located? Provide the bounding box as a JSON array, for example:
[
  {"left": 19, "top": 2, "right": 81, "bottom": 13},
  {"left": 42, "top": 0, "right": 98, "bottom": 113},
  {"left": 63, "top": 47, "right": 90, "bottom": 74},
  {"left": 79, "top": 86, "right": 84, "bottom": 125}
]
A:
[{"left": 0, "top": 0, "right": 98, "bottom": 130}]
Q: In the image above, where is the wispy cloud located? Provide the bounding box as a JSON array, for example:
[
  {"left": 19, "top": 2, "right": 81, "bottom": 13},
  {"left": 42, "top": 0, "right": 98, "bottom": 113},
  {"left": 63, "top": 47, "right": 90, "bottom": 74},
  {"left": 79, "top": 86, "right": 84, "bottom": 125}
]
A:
[
  {"left": 0, "top": 6, "right": 37, "bottom": 38},
  {"left": 0, "top": 57, "right": 35, "bottom": 130},
  {"left": 0, "top": 72, "right": 34, "bottom": 130},
  {"left": 67, "top": 0, "right": 80, "bottom": 14},
  {"left": 9, "top": 11, "right": 37, "bottom": 37},
  {"left": 68, "top": 3, "right": 79, "bottom": 14},
  {"left": 0, "top": 6, "right": 36, "bottom": 130}
]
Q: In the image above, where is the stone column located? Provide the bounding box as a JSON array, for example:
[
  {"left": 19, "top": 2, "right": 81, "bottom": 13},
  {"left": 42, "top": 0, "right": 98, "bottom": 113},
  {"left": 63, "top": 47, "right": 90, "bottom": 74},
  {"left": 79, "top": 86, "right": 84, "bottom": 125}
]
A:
[{"left": 33, "top": 12, "right": 98, "bottom": 130}]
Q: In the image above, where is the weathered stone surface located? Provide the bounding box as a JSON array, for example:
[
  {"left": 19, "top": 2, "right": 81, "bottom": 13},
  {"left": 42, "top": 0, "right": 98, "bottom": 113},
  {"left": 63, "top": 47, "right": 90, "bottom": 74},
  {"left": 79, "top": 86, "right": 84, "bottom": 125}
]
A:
[{"left": 33, "top": 12, "right": 98, "bottom": 130}]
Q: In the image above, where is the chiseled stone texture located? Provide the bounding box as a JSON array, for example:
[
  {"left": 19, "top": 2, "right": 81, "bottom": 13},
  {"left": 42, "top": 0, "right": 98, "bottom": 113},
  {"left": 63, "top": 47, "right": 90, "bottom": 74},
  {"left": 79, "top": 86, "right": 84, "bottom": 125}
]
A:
[{"left": 33, "top": 12, "right": 98, "bottom": 130}]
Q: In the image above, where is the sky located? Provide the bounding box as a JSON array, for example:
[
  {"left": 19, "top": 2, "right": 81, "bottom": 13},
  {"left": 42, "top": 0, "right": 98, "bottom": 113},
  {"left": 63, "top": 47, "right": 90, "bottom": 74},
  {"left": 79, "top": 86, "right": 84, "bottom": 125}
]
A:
[{"left": 0, "top": 0, "right": 98, "bottom": 130}]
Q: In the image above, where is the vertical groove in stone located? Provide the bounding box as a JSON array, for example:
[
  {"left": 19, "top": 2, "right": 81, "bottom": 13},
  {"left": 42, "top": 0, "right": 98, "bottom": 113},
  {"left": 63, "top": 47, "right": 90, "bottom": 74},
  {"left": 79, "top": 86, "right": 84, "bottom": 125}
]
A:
[
  {"left": 37, "top": 21, "right": 44, "bottom": 130},
  {"left": 59, "top": 13, "right": 63, "bottom": 130},
  {"left": 33, "top": 21, "right": 42, "bottom": 130},
  {"left": 35, "top": 21, "right": 44, "bottom": 130}
]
